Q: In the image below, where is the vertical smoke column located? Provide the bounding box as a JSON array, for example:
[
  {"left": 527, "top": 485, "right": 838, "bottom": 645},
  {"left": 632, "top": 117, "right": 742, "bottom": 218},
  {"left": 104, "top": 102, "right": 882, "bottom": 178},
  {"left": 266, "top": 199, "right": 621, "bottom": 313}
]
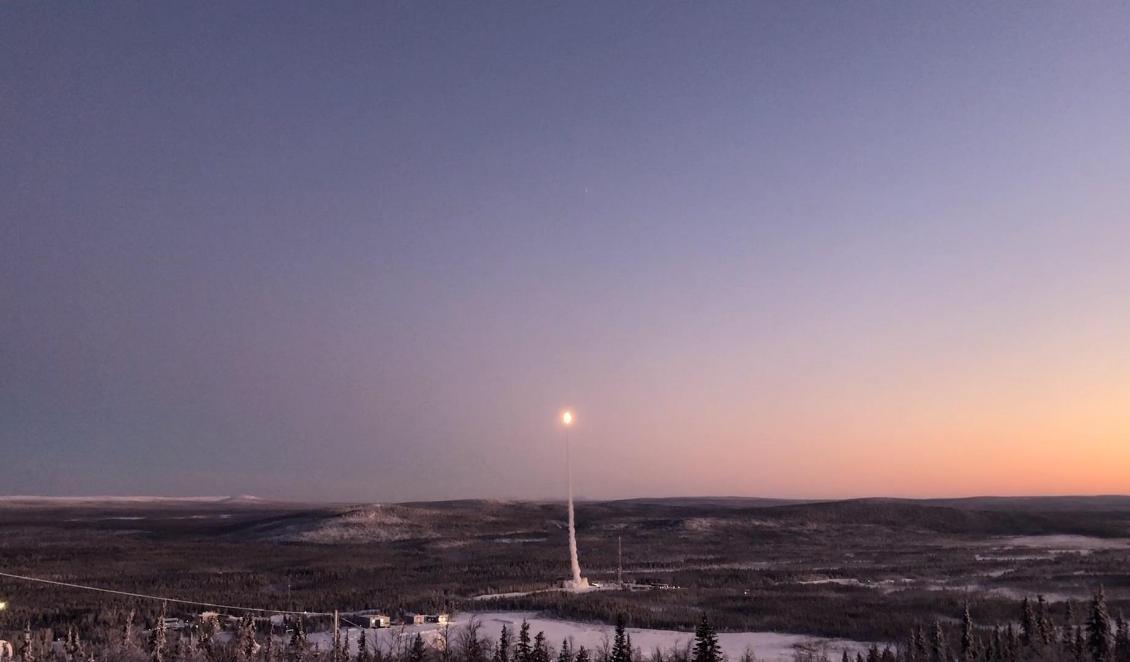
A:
[{"left": 562, "top": 410, "right": 586, "bottom": 589}]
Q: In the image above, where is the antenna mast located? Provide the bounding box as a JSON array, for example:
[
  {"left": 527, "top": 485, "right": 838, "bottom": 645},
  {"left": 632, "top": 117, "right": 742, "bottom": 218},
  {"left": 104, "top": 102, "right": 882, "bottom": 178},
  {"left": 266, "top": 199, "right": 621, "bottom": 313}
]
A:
[{"left": 617, "top": 535, "right": 623, "bottom": 586}]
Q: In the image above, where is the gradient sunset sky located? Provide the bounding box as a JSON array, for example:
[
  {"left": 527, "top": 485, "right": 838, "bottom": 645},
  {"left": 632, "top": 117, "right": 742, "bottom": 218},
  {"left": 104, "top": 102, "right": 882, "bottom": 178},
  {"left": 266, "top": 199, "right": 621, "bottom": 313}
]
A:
[{"left": 3, "top": 3, "right": 1129, "bottom": 501}]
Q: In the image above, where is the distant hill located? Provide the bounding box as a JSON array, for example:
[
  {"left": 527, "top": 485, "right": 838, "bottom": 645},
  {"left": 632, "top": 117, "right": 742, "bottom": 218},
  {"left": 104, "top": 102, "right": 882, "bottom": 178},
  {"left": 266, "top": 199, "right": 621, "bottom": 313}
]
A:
[
  {"left": 607, "top": 496, "right": 818, "bottom": 509},
  {"left": 754, "top": 498, "right": 1130, "bottom": 536},
  {"left": 915, "top": 495, "right": 1130, "bottom": 512}
]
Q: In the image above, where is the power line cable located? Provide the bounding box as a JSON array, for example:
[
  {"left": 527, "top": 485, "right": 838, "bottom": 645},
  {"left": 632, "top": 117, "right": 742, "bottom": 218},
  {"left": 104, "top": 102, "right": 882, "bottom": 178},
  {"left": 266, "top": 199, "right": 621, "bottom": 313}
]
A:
[{"left": 0, "top": 571, "right": 332, "bottom": 617}]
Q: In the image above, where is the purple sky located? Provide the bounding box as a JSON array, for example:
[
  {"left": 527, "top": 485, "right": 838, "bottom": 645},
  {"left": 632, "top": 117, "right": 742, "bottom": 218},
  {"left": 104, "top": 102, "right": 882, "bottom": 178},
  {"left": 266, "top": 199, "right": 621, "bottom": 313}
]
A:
[{"left": 3, "top": 3, "right": 1129, "bottom": 501}]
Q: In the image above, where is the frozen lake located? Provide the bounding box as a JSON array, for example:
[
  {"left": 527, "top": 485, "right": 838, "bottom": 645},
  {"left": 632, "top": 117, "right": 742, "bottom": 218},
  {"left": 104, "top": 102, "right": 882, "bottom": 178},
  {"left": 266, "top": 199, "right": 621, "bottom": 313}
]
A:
[{"left": 309, "top": 611, "right": 872, "bottom": 662}]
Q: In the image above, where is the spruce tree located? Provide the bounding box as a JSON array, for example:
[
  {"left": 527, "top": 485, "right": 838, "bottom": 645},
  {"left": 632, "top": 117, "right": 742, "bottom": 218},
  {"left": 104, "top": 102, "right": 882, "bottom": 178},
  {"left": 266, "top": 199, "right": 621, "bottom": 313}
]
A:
[
  {"left": 915, "top": 626, "right": 929, "bottom": 662},
  {"left": 1021, "top": 598, "right": 1037, "bottom": 649},
  {"left": 495, "top": 625, "right": 512, "bottom": 662},
  {"left": 409, "top": 634, "right": 429, "bottom": 662},
  {"left": 576, "top": 648, "right": 591, "bottom": 662},
  {"left": 612, "top": 616, "right": 631, "bottom": 662},
  {"left": 929, "top": 622, "right": 947, "bottom": 662},
  {"left": 692, "top": 614, "right": 721, "bottom": 662},
  {"left": 1038, "top": 595, "right": 1053, "bottom": 647},
  {"left": 533, "top": 632, "right": 551, "bottom": 662},
  {"left": 843, "top": 650, "right": 851, "bottom": 662},
  {"left": 517, "top": 622, "right": 533, "bottom": 662},
  {"left": 1066, "top": 604, "right": 1078, "bottom": 653},
  {"left": 1113, "top": 613, "right": 1129, "bottom": 662},
  {"left": 358, "top": 630, "right": 371, "bottom": 662},
  {"left": 1089, "top": 587, "right": 1114, "bottom": 662},
  {"left": 558, "top": 639, "right": 573, "bottom": 662}
]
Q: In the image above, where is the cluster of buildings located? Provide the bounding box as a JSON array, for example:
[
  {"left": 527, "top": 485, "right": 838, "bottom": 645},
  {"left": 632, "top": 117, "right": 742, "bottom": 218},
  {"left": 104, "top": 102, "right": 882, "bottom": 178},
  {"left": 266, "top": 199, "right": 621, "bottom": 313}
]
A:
[
  {"left": 358, "top": 612, "right": 450, "bottom": 628},
  {"left": 162, "top": 610, "right": 451, "bottom": 633}
]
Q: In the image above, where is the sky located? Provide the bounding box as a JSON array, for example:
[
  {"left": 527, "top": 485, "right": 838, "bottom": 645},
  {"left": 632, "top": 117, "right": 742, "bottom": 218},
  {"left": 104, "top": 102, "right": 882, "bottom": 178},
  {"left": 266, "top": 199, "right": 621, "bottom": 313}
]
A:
[{"left": 3, "top": 2, "right": 1129, "bottom": 502}]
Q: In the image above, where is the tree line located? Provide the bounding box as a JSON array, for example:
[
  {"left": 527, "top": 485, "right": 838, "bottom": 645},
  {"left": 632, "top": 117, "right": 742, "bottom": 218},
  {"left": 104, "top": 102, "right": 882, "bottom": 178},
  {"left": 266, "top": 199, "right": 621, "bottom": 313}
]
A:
[{"left": 2, "top": 589, "right": 1128, "bottom": 662}]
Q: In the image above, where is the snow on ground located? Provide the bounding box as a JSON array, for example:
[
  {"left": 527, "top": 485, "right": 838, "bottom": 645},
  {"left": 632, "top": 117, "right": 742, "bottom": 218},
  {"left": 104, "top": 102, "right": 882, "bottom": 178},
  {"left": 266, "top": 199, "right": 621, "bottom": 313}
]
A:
[
  {"left": 308, "top": 612, "right": 872, "bottom": 662},
  {"left": 994, "top": 536, "right": 1130, "bottom": 553},
  {"left": 281, "top": 506, "right": 441, "bottom": 543}
]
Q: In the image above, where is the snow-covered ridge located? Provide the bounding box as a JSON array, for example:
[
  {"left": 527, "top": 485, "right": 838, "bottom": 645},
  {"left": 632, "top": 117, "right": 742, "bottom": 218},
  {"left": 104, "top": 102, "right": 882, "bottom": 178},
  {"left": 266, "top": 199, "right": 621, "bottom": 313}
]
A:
[{"left": 0, "top": 495, "right": 263, "bottom": 505}]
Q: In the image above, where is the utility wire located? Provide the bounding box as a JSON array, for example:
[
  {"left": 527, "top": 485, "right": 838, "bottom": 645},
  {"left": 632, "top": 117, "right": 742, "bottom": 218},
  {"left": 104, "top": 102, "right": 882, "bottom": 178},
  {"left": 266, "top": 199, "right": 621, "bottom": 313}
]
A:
[
  {"left": 1, "top": 570, "right": 426, "bottom": 634},
  {"left": 0, "top": 571, "right": 333, "bottom": 617}
]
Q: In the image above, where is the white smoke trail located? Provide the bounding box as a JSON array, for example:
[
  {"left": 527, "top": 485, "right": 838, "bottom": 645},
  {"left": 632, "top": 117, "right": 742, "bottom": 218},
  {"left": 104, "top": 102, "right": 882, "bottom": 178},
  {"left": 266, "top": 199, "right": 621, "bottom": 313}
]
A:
[{"left": 566, "top": 427, "right": 584, "bottom": 586}]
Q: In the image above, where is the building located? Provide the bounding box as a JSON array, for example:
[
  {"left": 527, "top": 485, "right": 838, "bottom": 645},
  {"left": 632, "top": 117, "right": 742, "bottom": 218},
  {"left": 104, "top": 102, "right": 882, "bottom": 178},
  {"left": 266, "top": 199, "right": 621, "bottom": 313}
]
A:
[
  {"left": 404, "top": 613, "right": 426, "bottom": 625},
  {"left": 425, "top": 613, "right": 449, "bottom": 624},
  {"left": 361, "top": 614, "right": 391, "bottom": 628}
]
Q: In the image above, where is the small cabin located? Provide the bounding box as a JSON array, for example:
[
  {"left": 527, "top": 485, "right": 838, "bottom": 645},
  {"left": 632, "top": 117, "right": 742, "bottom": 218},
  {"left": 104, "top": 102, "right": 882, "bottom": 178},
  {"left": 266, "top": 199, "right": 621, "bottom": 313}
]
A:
[
  {"left": 426, "top": 613, "right": 449, "bottom": 624},
  {"left": 405, "top": 613, "right": 426, "bottom": 625},
  {"left": 362, "top": 614, "right": 391, "bottom": 629}
]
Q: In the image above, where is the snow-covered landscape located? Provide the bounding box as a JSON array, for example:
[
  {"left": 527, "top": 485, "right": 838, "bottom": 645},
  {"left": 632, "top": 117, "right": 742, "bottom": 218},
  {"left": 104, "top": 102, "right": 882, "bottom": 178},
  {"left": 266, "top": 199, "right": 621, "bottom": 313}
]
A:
[{"left": 305, "top": 613, "right": 871, "bottom": 662}]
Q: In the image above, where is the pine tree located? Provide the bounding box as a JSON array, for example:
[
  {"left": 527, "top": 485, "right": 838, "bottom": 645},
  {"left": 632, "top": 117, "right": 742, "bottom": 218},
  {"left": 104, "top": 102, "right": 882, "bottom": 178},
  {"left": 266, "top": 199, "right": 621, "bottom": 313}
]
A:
[
  {"left": 867, "top": 645, "right": 880, "bottom": 662},
  {"left": 358, "top": 630, "right": 371, "bottom": 662},
  {"left": 1113, "top": 613, "right": 1129, "bottom": 662},
  {"left": 517, "top": 622, "right": 533, "bottom": 662},
  {"left": 1038, "top": 595, "right": 1053, "bottom": 647},
  {"left": 558, "top": 640, "right": 573, "bottom": 662},
  {"left": 843, "top": 650, "right": 851, "bottom": 662},
  {"left": 409, "top": 634, "right": 429, "bottom": 662},
  {"left": 929, "top": 622, "right": 947, "bottom": 662},
  {"left": 914, "top": 626, "right": 929, "bottom": 662},
  {"left": 612, "top": 616, "right": 631, "bottom": 662},
  {"left": 533, "top": 631, "right": 551, "bottom": 662},
  {"left": 1021, "top": 598, "right": 1037, "bottom": 649},
  {"left": 576, "top": 648, "right": 591, "bottom": 662},
  {"left": 495, "top": 625, "right": 512, "bottom": 662},
  {"left": 1089, "top": 587, "right": 1114, "bottom": 662},
  {"left": 1066, "top": 604, "right": 1079, "bottom": 653},
  {"left": 150, "top": 603, "right": 169, "bottom": 662},
  {"left": 961, "top": 604, "right": 976, "bottom": 662},
  {"left": 692, "top": 614, "right": 721, "bottom": 662}
]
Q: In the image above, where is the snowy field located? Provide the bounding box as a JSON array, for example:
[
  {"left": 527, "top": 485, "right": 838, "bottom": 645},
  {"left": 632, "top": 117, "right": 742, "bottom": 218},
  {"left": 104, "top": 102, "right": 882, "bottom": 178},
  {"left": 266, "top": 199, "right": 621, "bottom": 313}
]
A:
[
  {"left": 308, "top": 612, "right": 872, "bottom": 662},
  {"left": 994, "top": 535, "right": 1130, "bottom": 553}
]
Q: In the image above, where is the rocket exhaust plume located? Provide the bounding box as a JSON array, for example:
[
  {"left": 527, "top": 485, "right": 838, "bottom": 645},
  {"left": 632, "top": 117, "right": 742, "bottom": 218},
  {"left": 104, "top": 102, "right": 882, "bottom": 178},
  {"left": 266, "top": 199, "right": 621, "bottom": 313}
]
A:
[{"left": 562, "top": 410, "right": 589, "bottom": 591}]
